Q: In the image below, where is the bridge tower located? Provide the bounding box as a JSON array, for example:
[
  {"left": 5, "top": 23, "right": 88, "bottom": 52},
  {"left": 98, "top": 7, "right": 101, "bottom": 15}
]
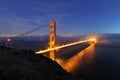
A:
[{"left": 49, "top": 21, "right": 56, "bottom": 60}]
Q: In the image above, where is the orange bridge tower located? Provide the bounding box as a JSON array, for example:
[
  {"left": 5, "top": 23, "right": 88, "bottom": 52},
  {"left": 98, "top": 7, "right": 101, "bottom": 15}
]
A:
[{"left": 49, "top": 21, "right": 56, "bottom": 60}]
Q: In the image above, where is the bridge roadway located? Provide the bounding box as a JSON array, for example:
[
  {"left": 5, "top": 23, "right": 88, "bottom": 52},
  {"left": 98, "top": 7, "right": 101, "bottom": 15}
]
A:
[{"left": 35, "top": 39, "right": 96, "bottom": 54}]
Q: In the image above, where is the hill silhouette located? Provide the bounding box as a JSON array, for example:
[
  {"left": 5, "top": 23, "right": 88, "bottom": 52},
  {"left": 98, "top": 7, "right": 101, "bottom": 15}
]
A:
[{"left": 0, "top": 46, "right": 83, "bottom": 80}]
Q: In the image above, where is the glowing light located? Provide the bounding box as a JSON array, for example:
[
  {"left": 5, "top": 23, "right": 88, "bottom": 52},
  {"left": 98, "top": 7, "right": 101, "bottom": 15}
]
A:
[
  {"left": 56, "top": 44, "right": 95, "bottom": 72},
  {"left": 6, "top": 38, "right": 11, "bottom": 42},
  {"left": 35, "top": 38, "right": 96, "bottom": 54}
]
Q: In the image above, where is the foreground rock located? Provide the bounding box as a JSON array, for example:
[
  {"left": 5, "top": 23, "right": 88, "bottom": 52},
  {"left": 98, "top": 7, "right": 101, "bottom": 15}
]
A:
[{"left": 0, "top": 48, "right": 82, "bottom": 80}]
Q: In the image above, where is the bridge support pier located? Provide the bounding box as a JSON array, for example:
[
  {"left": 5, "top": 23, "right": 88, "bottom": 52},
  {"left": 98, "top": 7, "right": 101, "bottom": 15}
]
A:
[{"left": 49, "top": 21, "right": 56, "bottom": 60}]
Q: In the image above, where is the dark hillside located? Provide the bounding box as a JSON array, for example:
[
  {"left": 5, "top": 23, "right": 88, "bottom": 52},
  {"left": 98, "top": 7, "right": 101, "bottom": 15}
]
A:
[{"left": 0, "top": 46, "right": 82, "bottom": 80}]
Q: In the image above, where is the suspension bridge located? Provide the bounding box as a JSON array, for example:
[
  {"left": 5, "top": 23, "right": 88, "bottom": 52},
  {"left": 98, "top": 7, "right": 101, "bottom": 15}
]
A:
[{"left": 0, "top": 21, "right": 96, "bottom": 61}]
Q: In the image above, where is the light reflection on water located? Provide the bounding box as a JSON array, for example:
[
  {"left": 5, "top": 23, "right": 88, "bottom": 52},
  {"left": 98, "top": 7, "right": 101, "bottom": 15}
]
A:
[{"left": 56, "top": 44, "right": 95, "bottom": 72}]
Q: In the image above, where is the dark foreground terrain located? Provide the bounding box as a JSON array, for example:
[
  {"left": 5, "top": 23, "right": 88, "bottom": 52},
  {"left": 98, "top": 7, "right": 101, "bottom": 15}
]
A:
[{"left": 0, "top": 45, "right": 83, "bottom": 80}]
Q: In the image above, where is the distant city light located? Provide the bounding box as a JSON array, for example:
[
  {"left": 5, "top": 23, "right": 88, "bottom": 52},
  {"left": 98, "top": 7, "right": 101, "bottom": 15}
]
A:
[{"left": 6, "top": 38, "right": 11, "bottom": 42}]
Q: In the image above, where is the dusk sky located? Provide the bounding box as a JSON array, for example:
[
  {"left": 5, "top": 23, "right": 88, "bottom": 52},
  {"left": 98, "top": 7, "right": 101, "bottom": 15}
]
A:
[{"left": 0, "top": 0, "right": 120, "bottom": 36}]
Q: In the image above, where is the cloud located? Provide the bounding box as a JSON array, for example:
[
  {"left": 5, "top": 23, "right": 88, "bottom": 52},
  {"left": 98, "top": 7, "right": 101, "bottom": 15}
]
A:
[
  {"left": 0, "top": 7, "right": 49, "bottom": 36},
  {"left": 0, "top": 16, "right": 49, "bottom": 36},
  {"left": 0, "top": 1, "right": 70, "bottom": 36}
]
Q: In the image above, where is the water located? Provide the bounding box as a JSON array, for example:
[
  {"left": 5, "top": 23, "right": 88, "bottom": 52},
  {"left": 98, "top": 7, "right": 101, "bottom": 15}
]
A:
[{"left": 57, "top": 43, "right": 120, "bottom": 80}]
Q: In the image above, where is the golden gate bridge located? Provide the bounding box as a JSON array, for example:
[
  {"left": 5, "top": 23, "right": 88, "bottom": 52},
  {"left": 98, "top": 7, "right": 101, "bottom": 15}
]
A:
[{"left": 0, "top": 21, "right": 96, "bottom": 61}]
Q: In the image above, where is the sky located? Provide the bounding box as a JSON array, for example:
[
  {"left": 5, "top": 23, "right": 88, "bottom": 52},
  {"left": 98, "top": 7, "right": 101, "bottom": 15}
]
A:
[{"left": 0, "top": 0, "right": 120, "bottom": 36}]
